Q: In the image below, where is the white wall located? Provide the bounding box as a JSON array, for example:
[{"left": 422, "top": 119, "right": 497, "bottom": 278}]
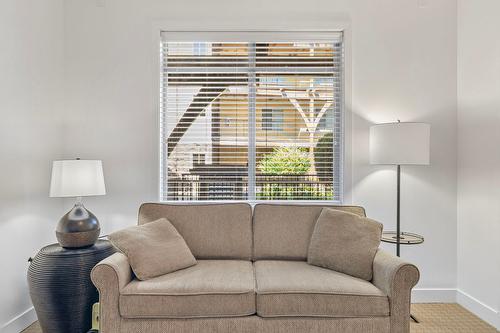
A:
[
  {"left": 349, "top": 1, "right": 458, "bottom": 299},
  {"left": 0, "top": 0, "right": 462, "bottom": 330},
  {"left": 0, "top": 0, "right": 65, "bottom": 332},
  {"left": 62, "top": 0, "right": 458, "bottom": 297},
  {"left": 457, "top": 0, "right": 500, "bottom": 329},
  {"left": 6, "top": 0, "right": 500, "bottom": 330}
]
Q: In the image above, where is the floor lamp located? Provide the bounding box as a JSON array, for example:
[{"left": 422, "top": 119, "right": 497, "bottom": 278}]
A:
[{"left": 370, "top": 121, "right": 430, "bottom": 322}]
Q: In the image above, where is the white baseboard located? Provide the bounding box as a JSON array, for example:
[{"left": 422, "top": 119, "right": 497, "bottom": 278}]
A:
[
  {"left": 457, "top": 289, "right": 500, "bottom": 330},
  {"left": 1, "top": 307, "right": 37, "bottom": 333},
  {"left": 412, "top": 288, "right": 457, "bottom": 303}
]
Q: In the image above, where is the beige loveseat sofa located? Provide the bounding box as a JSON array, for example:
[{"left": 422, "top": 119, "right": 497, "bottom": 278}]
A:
[{"left": 91, "top": 203, "right": 419, "bottom": 333}]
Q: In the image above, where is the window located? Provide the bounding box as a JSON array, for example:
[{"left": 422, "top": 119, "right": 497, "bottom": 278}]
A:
[
  {"left": 192, "top": 153, "right": 206, "bottom": 166},
  {"left": 160, "top": 32, "right": 344, "bottom": 201},
  {"left": 262, "top": 109, "right": 284, "bottom": 131},
  {"left": 318, "top": 107, "right": 334, "bottom": 130}
]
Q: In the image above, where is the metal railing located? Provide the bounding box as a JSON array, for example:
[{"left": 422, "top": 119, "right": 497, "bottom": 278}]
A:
[{"left": 167, "top": 174, "right": 333, "bottom": 201}]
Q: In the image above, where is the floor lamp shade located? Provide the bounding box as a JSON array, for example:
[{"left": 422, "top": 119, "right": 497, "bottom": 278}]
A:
[{"left": 370, "top": 122, "right": 430, "bottom": 165}]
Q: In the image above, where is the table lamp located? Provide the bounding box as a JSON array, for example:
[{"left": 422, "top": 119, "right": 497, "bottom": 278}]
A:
[
  {"left": 370, "top": 121, "right": 430, "bottom": 256},
  {"left": 50, "top": 159, "right": 106, "bottom": 248}
]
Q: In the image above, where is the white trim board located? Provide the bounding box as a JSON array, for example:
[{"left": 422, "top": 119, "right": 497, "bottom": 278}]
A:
[
  {"left": 1, "top": 307, "right": 37, "bottom": 333},
  {"left": 412, "top": 288, "right": 457, "bottom": 303},
  {"left": 457, "top": 289, "right": 500, "bottom": 330},
  {"left": 151, "top": 26, "right": 354, "bottom": 205}
]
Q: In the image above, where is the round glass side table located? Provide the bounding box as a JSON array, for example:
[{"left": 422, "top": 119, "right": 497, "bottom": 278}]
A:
[{"left": 381, "top": 231, "right": 424, "bottom": 245}]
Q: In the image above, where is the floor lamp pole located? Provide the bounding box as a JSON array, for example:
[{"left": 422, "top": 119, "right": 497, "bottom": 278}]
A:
[
  {"left": 396, "top": 164, "right": 401, "bottom": 257},
  {"left": 396, "top": 164, "right": 419, "bottom": 323}
]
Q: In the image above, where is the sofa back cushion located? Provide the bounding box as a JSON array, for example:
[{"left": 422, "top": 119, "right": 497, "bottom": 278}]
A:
[
  {"left": 138, "top": 203, "right": 252, "bottom": 260},
  {"left": 253, "top": 204, "right": 366, "bottom": 260},
  {"left": 308, "top": 209, "right": 382, "bottom": 281}
]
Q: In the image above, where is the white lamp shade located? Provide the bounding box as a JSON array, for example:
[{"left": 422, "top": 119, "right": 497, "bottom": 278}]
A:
[
  {"left": 50, "top": 160, "right": 106, "bottom": 197},
  {"left": 370, "top": 122, "right": 430, "bottom": 165}
]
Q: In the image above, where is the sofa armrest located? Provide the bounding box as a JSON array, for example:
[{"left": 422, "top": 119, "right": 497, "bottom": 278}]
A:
[
  {"left": 92, "top": 252, "right": 132, "bottom": 290},
  {"left": 91, "top": 252, "right": 132, "bottom": 333},
  {"left": 372, "top": 249, "right": 419, "bottom": 333}
]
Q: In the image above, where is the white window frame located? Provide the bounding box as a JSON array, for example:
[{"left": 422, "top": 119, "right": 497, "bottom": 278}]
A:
[{"left": 156, "top": 30, "right": 349, "bottom": 204}]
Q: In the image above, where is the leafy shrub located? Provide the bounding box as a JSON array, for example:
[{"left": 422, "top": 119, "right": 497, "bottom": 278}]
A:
[
  {"left": 258, "top": 147, "right": 310, "bottom": 175},
  {"left": 314, "top": 132, "right": 333, "bottom": 182}
]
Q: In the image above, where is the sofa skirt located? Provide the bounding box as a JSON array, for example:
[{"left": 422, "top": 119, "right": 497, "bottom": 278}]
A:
[{"left": 119, "top": 315, "right": 390, "bottom": 333}]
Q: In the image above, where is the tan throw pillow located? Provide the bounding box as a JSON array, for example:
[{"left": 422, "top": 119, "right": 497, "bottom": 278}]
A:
[
  {"left": 307, "top": 208, "right": 382, "bottom": 281},
  {"left": 109, "top": 218, "right": 196, "bottom": 280}
]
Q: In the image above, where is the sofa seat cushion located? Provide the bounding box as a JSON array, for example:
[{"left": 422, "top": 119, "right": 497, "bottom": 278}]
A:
[
  {"left": 254, "top": 261, "right": 389, "bottom": 318},
  {"left": 120, "top": 260, "right": 255, "bottom": 319}
]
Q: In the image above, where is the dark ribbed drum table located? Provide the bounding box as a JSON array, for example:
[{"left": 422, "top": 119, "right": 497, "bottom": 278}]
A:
[{"left": 28, "top": 240, "right": 115, "bottom": 333}]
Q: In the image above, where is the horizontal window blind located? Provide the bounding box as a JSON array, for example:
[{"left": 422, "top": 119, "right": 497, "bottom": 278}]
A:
[{"left": 160, "top": 32, "right": 343, "bottom": 201}]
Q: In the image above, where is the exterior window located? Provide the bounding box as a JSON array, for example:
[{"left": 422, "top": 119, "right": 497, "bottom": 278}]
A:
[
  {"left": 192, "top": 153, "right": 206, "bottom": 166},
  {"left": 262, "top": 109, "right": 284, "bottom": 131},
  {"left": 318, "top": 108, "right": 334, "bottom": 130},
  {"left": 160, "top": 32, "right": 344, "bottom": 201}
]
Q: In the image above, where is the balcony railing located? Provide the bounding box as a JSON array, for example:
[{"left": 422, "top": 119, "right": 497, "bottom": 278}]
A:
[{"left": 167, "top": 174, "right": 333, "bottom": 201}]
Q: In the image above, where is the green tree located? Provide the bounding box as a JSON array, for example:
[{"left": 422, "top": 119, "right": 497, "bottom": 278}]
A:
[
  {"left": 314, "top": 132, "right": 333, "bottom": 182},
  {"left": 258, "top": 147, "right": 310, "bottom": 175}
]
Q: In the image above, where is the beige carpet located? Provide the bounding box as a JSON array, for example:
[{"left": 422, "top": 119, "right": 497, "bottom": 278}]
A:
[
  {"left": 410, "top": 303, "right": 497, "bottom": 332},
  {"left": 22, "top": 303, "right": 498, "bottom": 333}
]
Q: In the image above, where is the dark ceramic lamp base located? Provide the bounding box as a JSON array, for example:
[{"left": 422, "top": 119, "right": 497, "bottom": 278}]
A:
[{"left": 56, "top": 198, "right": 100, "bottom": 248}]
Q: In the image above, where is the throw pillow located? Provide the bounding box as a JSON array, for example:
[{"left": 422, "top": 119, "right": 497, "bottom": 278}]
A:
[
  {"left": 307, "top": 208, "right": 382, "bottom": 281},
  {"left": 109, "top": 218, "right": 196, "bottom": 280}
]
